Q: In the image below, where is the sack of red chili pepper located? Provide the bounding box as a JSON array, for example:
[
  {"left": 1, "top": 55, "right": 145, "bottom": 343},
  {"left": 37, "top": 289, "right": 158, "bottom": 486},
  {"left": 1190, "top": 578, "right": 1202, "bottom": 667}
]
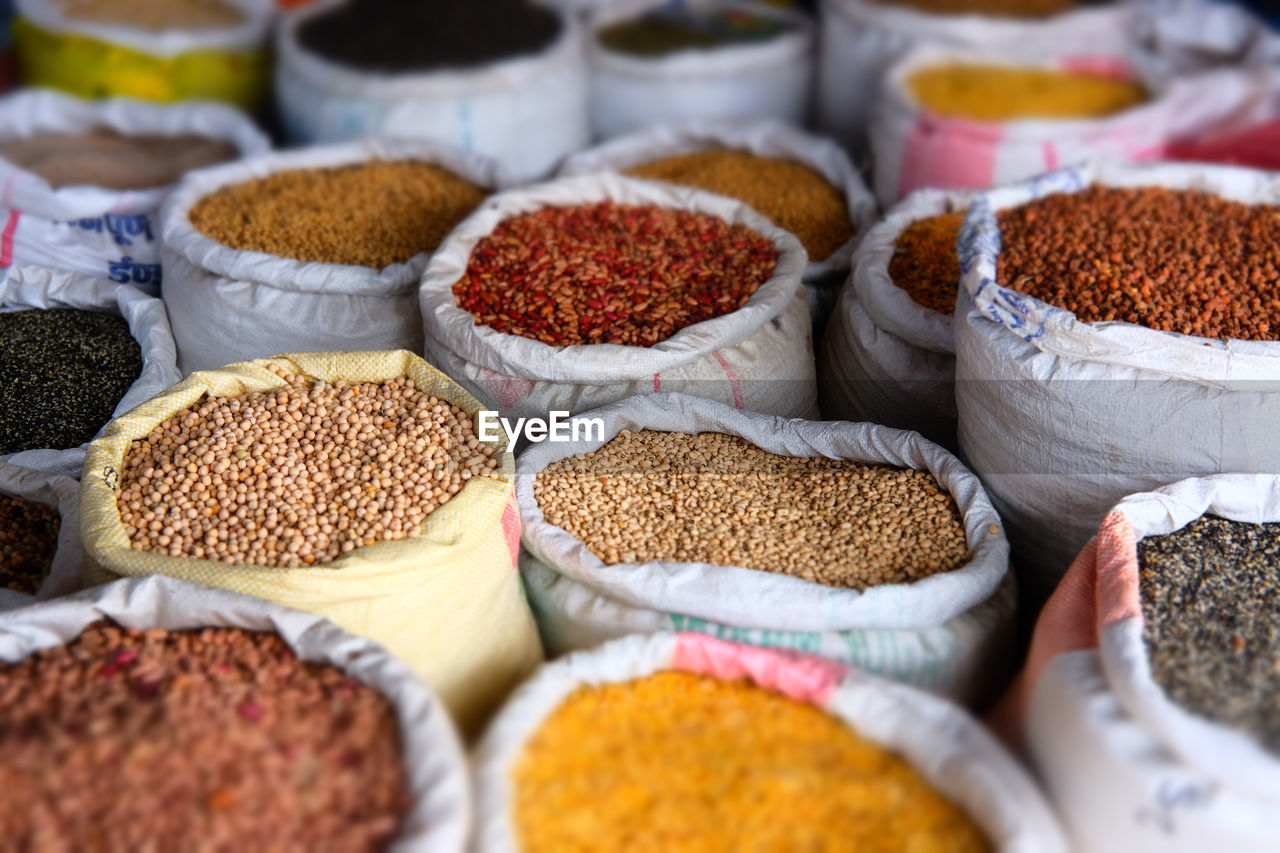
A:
[
  {"left": 472, "top": 632, "right": 1068, "bottom": 851},
  {"left": 161, "top": 138, "right": 510, "bottom": 374},
  {"left": 820, "top": 187, "right": 976, "bottom": 450},
  {"left": 991, "top": 473, "right": 1280, "bottom": 851},
  {"left": 0, "top": 574, "right": 470, "bottom": 850},
  {"left": 954, "top": 160, "right": 1280, "bottom": 613},
  {"left": 1, "top": 263, "right": 181, "bottom": 480},
  {"left": 515, "top": 391, "right": 1016, "bottom": 708},
  {"left": 419, "top": 172, "right": 817, "bottom": 424},
  {"left": 0, "top": 460, "right": 81, "bottom": 610}
]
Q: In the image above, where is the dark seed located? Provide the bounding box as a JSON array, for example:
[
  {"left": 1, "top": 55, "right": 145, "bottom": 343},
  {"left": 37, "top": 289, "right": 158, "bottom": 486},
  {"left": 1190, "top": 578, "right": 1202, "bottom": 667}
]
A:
[
  {"left": 0, "top": 493, "right": 59, "bottom": 595},
  {"left": 0, "top": 308, "right": 143, "bottom": 455},
  {"left": 1138, "top": 514, "right": 1280, "bottom": 753}
]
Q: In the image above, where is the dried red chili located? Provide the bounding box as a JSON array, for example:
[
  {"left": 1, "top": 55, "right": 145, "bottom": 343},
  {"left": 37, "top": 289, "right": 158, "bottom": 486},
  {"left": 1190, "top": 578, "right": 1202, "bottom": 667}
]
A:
[{"left": 452, "top": 201, "right": 778, "bottom": 347}]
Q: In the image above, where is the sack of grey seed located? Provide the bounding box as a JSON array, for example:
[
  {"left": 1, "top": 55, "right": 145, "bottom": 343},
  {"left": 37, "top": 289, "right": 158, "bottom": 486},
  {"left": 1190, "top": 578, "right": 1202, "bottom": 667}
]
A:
[
  {"left": 0, "top": 574, "right": 470, "bottom": 850},
  {"left": 0, "top": 89, "right": 269, "bottom": 291},
  {"left": 516, "top": 391, "right": 1017, "bottom": 708},
  {"left": 0, "top": 264, "right": 182, "bottom": 480},
  {"left": 0, "top": 460, "right": 82, "bottom": 610},
  {"left": 991, "top": 473, "right": 1280, "bottom": 852},
  {"left": 820, "top": 187, "right": 975, "bottom": 450}
]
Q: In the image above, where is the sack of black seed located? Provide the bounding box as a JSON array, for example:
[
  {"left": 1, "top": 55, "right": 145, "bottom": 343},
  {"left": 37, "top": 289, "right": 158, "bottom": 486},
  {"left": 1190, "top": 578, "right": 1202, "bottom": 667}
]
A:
[
  {"left": 0, "top": 460, "right": 81, "bottom": 610},
  {"left": 991, "top": 473, "right": 1280, "bottom": 851},
  {"left": 275, "top": 0, "right": 588, "bottom": 182},
  {"left": 0, "top": 264, "right": 182, "bottom": 479}
]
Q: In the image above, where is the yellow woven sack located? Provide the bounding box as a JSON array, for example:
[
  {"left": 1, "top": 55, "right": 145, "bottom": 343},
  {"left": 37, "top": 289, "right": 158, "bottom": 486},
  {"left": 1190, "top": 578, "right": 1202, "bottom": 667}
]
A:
[
  {"left": 12, "top": 17, "right": 271, "bottom": 108},
  {"left": 80, "top": 350, "right": 544, "bottom": 735}
]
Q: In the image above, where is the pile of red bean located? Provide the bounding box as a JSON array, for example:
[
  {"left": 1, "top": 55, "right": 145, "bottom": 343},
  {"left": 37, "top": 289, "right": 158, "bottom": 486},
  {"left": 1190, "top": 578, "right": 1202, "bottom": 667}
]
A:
[
  {"left": 0, "top": 621, "right": 410, "bottom": 850},
  {"left": 453, "top": 202, "right": 778, "bottom": 347},
  {"left": 997, "top": 185, "right": 1280, "bottom": 340}
]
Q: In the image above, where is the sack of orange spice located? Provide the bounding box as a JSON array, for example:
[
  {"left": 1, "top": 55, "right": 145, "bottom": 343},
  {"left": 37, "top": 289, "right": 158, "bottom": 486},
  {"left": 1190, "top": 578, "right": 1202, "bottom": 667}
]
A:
[{"left": 473, "top": 632, "right": 1068, "bottom": 850}]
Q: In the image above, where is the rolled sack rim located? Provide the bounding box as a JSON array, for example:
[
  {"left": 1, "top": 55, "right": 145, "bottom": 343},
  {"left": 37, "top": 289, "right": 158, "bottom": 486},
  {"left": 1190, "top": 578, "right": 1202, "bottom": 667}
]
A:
[
  {"left": 513, "top": 392, "right": 1010, "bottom": 632},
  {"left": 957, "top": 159, "right": 1280, "bottom": 384},
  {"left": 14, "top": 0, "right": 276, "bottom": 59},
  {"left": 275, "top": 0, "right": 585, "bottom": 99}
]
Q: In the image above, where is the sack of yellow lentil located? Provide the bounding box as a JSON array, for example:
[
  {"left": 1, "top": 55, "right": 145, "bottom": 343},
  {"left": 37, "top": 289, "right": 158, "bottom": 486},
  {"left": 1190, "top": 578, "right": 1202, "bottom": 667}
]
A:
[
  {"left": 13, "top": 0, "right": 274, "bottom": 108},
  {"left": 1, "top": 264, "right": 182, "bottom": 480},
  {"left": 816, "top": 0, "right": 1126, "bottom": 156},
  {"left": 587, "top": 0, "right": 814, "bottom": 139},
  {"left": 274, "top": 0, "right": 589, "bottom": 183},
  {"left": 0, "top": 89, "right": 268, "bottom": 290},
  {"left": 419, "top": 172, "right": 818, "bottom": 425},
  {"left": 78, "top": 350, "right": 544, "bottom": 734},
  {"left": 0, "top": 460, "right": 82, "bottom": 610},
  {"left": 869, "top": 44, "right": 1270, "bottom": 205},
  {"left": 161, "top": 138, "right": 509, "bottom": 374},
  {"left": 557, "top": 118, "right": 878, "bottom": 341},
  {"left": 516, "top": 392, "right": 1016, "bottom": 708},
  {"left": 990, "top": 474, "right": 1280, "bottom": 851},
  {"left": 954, "top": 159, "right": 1280, "bottom": 609},
  {"left": 473, "top": 631, "right": 1068, "bottom": 850},
  {"left": 0, "top": 574, "right": 471, "bottom": 849},
  {"left": 819, "top": 188, "right": 975, "bottom": 449}
]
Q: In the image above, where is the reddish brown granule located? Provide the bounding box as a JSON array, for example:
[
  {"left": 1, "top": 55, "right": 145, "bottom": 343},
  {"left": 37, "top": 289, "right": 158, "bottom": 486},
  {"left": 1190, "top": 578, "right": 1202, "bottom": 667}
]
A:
[
  {"left": 889, "top": 211, "right": 966, "bottom": 315},
  {"left": 0, "top": 621, "right": 410, "bottom": 851},
  {"left": 453, "top": 201, "right": 778, "bottom": 347},
  {"left": 997, "top": 185, "right": 1280, "bottom": 340},
  {"left": 0, "top": 494, "right": 60, "bottom": 595}
]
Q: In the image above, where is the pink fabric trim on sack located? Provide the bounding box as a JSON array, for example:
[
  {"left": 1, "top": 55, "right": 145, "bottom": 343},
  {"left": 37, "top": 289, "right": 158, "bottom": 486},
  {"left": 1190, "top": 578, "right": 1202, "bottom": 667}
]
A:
[
  {"left": 988, "top": 510, "right": 1142, "bottom": 744},
  {"left": 672, "top": 633, "right": 849, "bottom": 704},
  {"left": 897, "top": 116, "right": 1003, "bottom": 201}
]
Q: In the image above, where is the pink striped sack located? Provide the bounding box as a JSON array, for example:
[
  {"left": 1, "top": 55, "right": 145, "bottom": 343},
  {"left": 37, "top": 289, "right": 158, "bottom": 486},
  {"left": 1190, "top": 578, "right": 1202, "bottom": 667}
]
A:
[
  {"left": 472, "top": 632, "right": 1068, "bottom": 851},
  {"left": 418, "top": 173, "right": 818, "bottom": 424},
  {"left": 991, "top": 474, "right": 1280, "bottom": 852},
  {"left": 869, "top": 44, "right": 1274, "bottom": 206}
]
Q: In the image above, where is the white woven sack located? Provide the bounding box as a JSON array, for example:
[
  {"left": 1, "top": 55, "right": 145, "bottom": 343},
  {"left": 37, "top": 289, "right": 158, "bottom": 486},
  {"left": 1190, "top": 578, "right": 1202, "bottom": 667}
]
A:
[
  {"left": 15, "top": 0, "right": 274, "bottom": 58},
  {"left": 815, "top": 0, "right": 1126, "bottom": 157},
  {"left": 516, "top": 392, "right": 1014, "bottom": 705},
  {"left": 586, "top": 0, "right": 813, "bottom": 140},
  {"left": 1131, "top": 0, "right": 1280, "bottom": 82},
  {"left": 275, "top": 0, "right": 588, "bottom": 183},
  {"left": 162, "top": 138, "right": 510, "bottom": 375},
  {"left": 0, "top": 264, "right": 182, "bottom": 479},
  {"left": 1100, "top": 475, "right": 1280, "bottom": 802},
  {"left": 869, "top": 43, "right": 1276, "bottom": 206},
  {"left": 0, "top": 461, "right": 81, "bottom": 611},
  {"left": 419, "top": 173, "right": 817, "bottom": 422},
  {"left": 820, "top": 188, "right": 973, "bottom": 448},
  {"left": 1023, "top": 474, "right": 1280, "bottom": 851},
  {"left": 0, "top": 89, "right": 270, "bottom": 293},
  {"left": 0, "top": 575, "right": 469, "bottom": 852},
  {"left": 955, "top": 160, "right": 1280, "bottom": 609},
  {"left": 473, "top": 631, "right": 1068, "bottom": 852},
  {"left": 558, "top": 119, "right": 878, "bottom": 282}
]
